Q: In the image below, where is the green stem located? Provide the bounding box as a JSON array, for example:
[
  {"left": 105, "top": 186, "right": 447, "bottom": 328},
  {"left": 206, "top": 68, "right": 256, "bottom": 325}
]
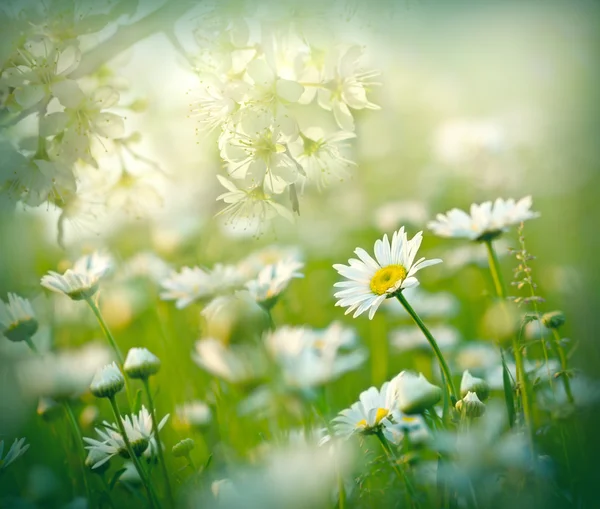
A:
[
  {"left": 142, "top": 378, "right": 174, "bottom": 507},
  {"left": 337, "top": 469, "right": 346, "bottom": 509},
  {"left": 24, "top": 336, "right": 39, "bottom": 354},
  {"left": 484, "top": 240, "right": 506, "bottom": 299},
  {"left": 374, "top": 430, "right": 417, "bottom": 508},
  {"left": 100, "top": 476, "right": 117, "bottom": 509},
  {"left": 484, "top": 240, "right": 534, "bottom": 443},
  {"left": 63, "top": 402, "right": 93, "bottom": 504},
  {"left": 85, "top": 296, "right": 133, "bottom": 407},
  {"left": 551, "top": 329, "right": 575, "bottom": 404},
  {"left": 84, "top": 296, "right": 124, "bottom": 364},
  {"left": 107, "top": 396, "right": 159, "bottom": 508},
  {"left": 396, "top": 293, "right": 457, "bottom": 404},
  {"left": 184, "top": 453, "right": 196, "bottom": 471}
]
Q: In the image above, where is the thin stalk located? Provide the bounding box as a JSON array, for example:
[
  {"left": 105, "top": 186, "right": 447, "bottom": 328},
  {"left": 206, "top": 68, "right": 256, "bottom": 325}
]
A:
[
  {"left": 85, "top": 296, "right": 133, "bottom": 406},
  {"left": 484, "top": 240, "right": 534, "bottom": 441},
  {"left": 374, "top": 430, "right": 417, "bottom": 508},
  {"left": 184, "top": 453, "right": 196, "bottom": 471},
  {"left": 396, "top": 293, "right": 457, "bottom": 404},
  {"left": 142, "top": 378, "right": 174, "bottom": 507},
  {"left": 84, "top": 296, "right": 124, "bottom": 364},
  {"left": 107, "top": 396, "right": 159, "bottom": 508},
  {"left": 337, "top": 470, "right": 346, "bottom": 509},
  {"left": 24, "top": 337, "right": 39, "bottom": 354},
  {"left": 63, "top": 402, "right": 93, "bottom": 504},
  {"left": 100, "top": 476, "right": 117, "bottom": 509},
  {"left": 551, "top": 329, "right": 575, "bottom": 404}
]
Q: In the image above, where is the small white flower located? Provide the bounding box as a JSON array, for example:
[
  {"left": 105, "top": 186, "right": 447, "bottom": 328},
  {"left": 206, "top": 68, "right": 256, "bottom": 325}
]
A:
[
  {"left": 265, "top": 322, "right": 366, "bottom": 388},
  {"left": 193, "top": 337, "right": 266, "bottom": 384},
  {"left": 332, "top": 381, "right": 398, "bottom": 438},
  {"left": 0, "top": 437, "right": 30, "bottom": 470},
  {"left": 290, "top": 129, "right": 356, "bottom": 190},
  {"left": 427, "top": 196, "right": 540, "bottom": 241},
  {"left": 237, "top": 245, "right": 302, "bottom": 279},
  {"left": 124, "top": 348, "right": 161, "bottom": 379},
  {"left": 159, "top": 263, "right": 244, "bottom": 309},
  {"left": 317, "top": 45, "right": 380, "bottom": 131},
  {"left": 394, "top": 371, "right": 442, "bottom": 415},
  {"left": 18, "top": 343, "right": 112, "bottom": 399},
  {"left": 84, "top": 406, "right": 169, "bottom": 469},
  {"left": 41, "top": 252, "right": 113, "bottom": 300},
  {"left": 0, "top": 293, "right": 38, "bottom": 342},
  {"left": 245, "top": 258, "right": 304, "bottom": 307},
  {"left": 215, "top": 176, "right": 294, "bottom": 227},
  {"left": 90, "top": 362, "right": 125, "bottom": 399},
  {"left": 333, "top": 227, "right": 442, "bottom": 320}
]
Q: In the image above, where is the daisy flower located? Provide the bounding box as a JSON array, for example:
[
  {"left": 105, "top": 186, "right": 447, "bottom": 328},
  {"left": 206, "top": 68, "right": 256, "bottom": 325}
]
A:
[
  {"left": 159, "top": 263, "right": 244, "bottom": 309},
  {"left": 333, "top": 227, "right": 442, "bottom": 320},
  {"left": 40, "top": 251, "right": 113, "bottom": 301},
  {"left": 332, "top": 380, "right": 398, "bottom": 438},
  {"left": 427, "top": 196, "right": 540, "bottom": 241},
  {"left": 245, "top": 258, "right": 304, "bottom": 307},
  {"left": 0, "top": 293, "right": 38, "bottom": 343},
  {"left": 84, "top": 406, "right": 169, "bottom": 469}
]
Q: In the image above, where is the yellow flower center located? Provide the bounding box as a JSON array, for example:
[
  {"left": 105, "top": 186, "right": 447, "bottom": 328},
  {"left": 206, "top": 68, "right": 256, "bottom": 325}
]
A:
[
  {"left": 369, "top": 265, "right": 407, "bottom": 295},
  {"left": 356, "top": 407, "right": 389, "bottom": 429}
]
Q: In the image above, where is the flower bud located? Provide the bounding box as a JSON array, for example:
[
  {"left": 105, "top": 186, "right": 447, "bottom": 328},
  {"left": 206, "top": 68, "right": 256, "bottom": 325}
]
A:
[
  {"left": 455, "top": 391, "right": 486, "bottom": 418},
  {"left": 394, "top": 371, "right": 442, "bottom": 415},
  {"left": 0, "top": 293, "right": 38, "bottom": 343},
  {"left": 124, "top": 348, "right": 161, "bottom": 379},
  {"left": 460, "top": 370, "right": 490, "bottom": 401},
  {"left": 90, "top": 362, "right": 124, "bottom": 398},
  {"left": 541, "top": 311, "right": 566, "bottom": 330},
  {"left": 172, "top": 438, "right": 195, "bottom": 458}
]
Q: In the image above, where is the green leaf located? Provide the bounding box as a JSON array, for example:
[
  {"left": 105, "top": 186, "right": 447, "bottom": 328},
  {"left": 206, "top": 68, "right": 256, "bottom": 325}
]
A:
[
  {"left": 109, "top": 468, "right": 127, "bottom": 490},
  {"left": 501, "top": 358, "right": 516, "bottom": 428}
]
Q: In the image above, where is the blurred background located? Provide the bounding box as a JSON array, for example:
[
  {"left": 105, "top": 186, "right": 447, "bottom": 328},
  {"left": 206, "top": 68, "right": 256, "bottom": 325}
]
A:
[{"left": 1, "top": 0, "right": 599, "bottom": 507}]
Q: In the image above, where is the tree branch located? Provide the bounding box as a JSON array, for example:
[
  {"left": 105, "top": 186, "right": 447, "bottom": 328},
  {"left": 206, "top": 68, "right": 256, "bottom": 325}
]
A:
[{"left": 71, "top": 0, "right": 196, "bottom": 79}]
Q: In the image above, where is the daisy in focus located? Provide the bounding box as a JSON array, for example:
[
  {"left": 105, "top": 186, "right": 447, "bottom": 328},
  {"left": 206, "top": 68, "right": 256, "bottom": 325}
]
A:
[
  {"left": 333, "top": 227, "right": 442, "bottom": 320},
  {"left": 40, "top": 252, "right": 113, "bottom": 300},
  {"left": 427, "top": 196, "right": 540, "bottom": 241}
]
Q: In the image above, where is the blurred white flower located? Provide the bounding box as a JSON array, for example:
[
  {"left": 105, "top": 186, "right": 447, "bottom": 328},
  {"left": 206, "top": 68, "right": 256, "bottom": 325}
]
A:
[
  {"left": 159, "top": 263, "right": 244, "bottom": 309},
  {"left": 460, "top": 370, "right": 490, "bottom": 401},
  {"left": 428, "top": 196, "right": 539, "bottom": 241},
  {"left": 390, "top": 324, "right": 459, "bottom": 353},
  {"left": 433, "top": 118, "right": 505, "bottom": 165},
  {"left": 237, "top": 245, "right": 303, "bottom": 279},
  {"left": 383, "top": 412, "right": 431, "bottom": 446},
  {"left": 384, "top": 287, "right": 460, "bottom": 319},
  {"left": 333, "top": 227, "right": 442, "bottom": 320},
  {"left": 374, "top": 200, "right": 430, "bottom": 232},
  {"left": 265, "top": 322, "right": 366, "bottom": 388},
  {"left": 193, "top": 337, "right": 266, "bottom": 384},
  {"left": 0, "top": 437, "right": 30, "bottom": 470},
  {"left": 174, "top": 400, "right": 212, "bottom": 428},
  {"left": 220, "top": 115, "right": 300, "bottom": 194},
  {"left": 394, "top": 371, "right": 442, "bottom": 415},
  {"left": 0, "top": 293, "right": 38, "bottom": 343},
  {"left": 455, "top": 391, "right": 486, "bottom": 418},
  {"left": 120, "top": 252, "right": 172, "bottom": 284},
  {"left": 216, "top": 176, "right": 294, "bottom": 227},
  {"left": 289, "top": 129, "right": 356, "bottom": 190},
  {"left": 453, "top": 342, "right": 501, "bottom": 376},
  {"left": 245, "top": 258, "right": 304, "bottom": 307},
  {"left": 18, "top": 343, "right": 112, "bottom": 399},
  {"left": 317, "top": 45, "right": 380, "bottom": 131},
  {"left": 40, "top": 251, "right": 113, "bottom": 300}
]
